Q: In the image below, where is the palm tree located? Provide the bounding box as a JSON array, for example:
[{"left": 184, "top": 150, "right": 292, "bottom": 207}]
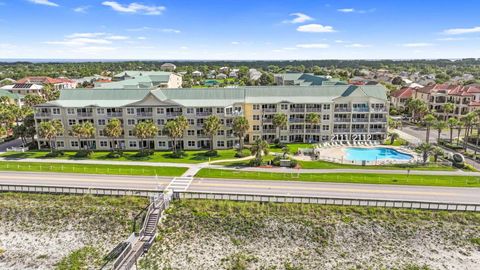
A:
[
  {"left": 133, "top": 120, "right": 158, "bottom": 154},
  {"left": 388, "top": 132, "right": 399, "bottom": 145},
  {"left": 432, "top": 120, "right": 447, "bottom": 143},
  {"left": 272, "top": 113, "right": 288, "bottom": 142},
  {"left": 38, "top": 121, "right": 56, "bottom": 153},
  {"left": 203, "top": 115, "right": 222, "bottom": 151},
  {"left": 406, "top": 98, "right": 427, "bottom": 122},
  {"left": 104, "top": 118, "right": 123, "bottom": 152},
  {"left": 232, "top": 116, "right": 249, "bottom": 150},
  {"left": 417, "top": 143, "right": 433, "bottom": 163},
  {"left": 164, "top": 117, "right": 188, "bottom": 155},
  {"left": 250, "top": 139, "right": 270, "bottom": 163},
  {"left": 174, "top": 115, "right": 189, "bottom": 152},
  {"left": 423, "top": 114, "right": 436, "bottom": 143},
  {"left": 447, "top": 118, "right": 459, "bottom": 143},
  {"left": 461, "top": 112, "right": 477, "bottom": 150},
  {"left": 443, "top": 102, "right": 455, "bottom": 121},
  {"left": 456, "top": 121, "right": 464, "bottom": 146},
  {"left": 431, "top": 147, "right": 444, "bottom": 162}
]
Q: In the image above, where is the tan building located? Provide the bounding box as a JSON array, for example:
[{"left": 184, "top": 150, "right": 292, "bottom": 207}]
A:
[{"left": 34, "top": 85, "right": 388, "bottom": 151}]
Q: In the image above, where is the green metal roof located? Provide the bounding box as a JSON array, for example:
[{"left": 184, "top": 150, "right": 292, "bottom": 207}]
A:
[
  {"left": 276, "top": 73, "right": 347, "bottom": 86},
  {"left": 0, "top": 89, "right": 24, "bottom": 100},
  {"left": 40, "top": 85, "right": 387, "bottom": 108}
]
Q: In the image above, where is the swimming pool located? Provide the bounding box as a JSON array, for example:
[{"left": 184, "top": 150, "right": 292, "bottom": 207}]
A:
[{"left": 345, "top": 147, "right": 413, "bottom": 161}]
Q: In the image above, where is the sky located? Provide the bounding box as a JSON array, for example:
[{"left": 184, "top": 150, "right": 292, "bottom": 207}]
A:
[{"left": 0, "top": 0, "right": 480, "bottom": 60}]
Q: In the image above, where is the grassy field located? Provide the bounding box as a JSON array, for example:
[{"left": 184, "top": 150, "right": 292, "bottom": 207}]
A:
[
  {"left": 0, "top": 192, "right": 148, "bottom": 269},
  {"left": 139, "top": 199, "right": 480, "bottom": 269},
  {"left": 296, "top": 159, "right": 456, "bottom": 171},
  {"left": 195, "top": 168, "right": 480, "bottom": 187},
  {"left": 0, "top": 161, "right": 187, "bottom": 176},
  {"left": 0, "top": 149, "right": 239, "bottom": 164}
]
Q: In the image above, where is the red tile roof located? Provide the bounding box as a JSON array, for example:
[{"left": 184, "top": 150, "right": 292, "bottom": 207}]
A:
[
  {"left": 391, "top": 87, "right": 415, "bottom": 99},
  {"left": 415, "top": 84, "right": 480, "bottom": 96},
  {"left": 17, "top": 76, "right": 75, "bottom": 85}
]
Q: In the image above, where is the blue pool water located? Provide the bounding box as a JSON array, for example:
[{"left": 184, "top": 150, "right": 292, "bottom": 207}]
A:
[{"left": 345, "top": 147, "right": 413, "bottom": 161}]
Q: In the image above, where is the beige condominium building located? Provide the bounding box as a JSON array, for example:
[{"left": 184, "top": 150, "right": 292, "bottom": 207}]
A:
[{"left": 34, "top": 85, "right": 388, "bottom": 151}]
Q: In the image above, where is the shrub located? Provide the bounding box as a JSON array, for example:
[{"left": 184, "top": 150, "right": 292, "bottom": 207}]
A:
[
  {"left": 204, "top": 150, "right": 218, "bottom": 157},
  {"left": 106, "top": 151, "right": 123, "bottom": 159},
  {"left": 168, "top": 151, "right": 187, "bottom": 159},
  {"left": 248, "top": 158, "right": 264, "bottom": 167},
  {"left": 45, "top": 150, "right": 64, "bottom": 158},
  {"left": 234, "top": 149, "right": 251, "bottom": 158},
  {"left": 74, "top": 150, "right": 92, "bottom": 158},
  {"left": 135, "top": 149, "right": 154, "bottom": 157}
]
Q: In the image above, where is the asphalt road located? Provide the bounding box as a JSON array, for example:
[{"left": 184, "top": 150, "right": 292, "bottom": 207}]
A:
[{"left": 0, "top": 171, "right": 479, "bottom": 204}]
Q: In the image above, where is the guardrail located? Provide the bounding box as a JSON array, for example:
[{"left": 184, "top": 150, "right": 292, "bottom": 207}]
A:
[
  {"left": 0, "top": 184, "right": 162, "bottom": 197},
  {"left": 174, "top": 191, "right": 480, "bottom": 212}
]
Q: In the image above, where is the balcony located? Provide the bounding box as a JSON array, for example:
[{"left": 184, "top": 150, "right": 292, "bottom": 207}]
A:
[
  {"left": 197, "top": 134, "right": 209, "bottom": 139},
  {"left": 136, "top": 112, "right": 153, "bottom": 117},
  {"left": 196, "top": 112, "right": 212, "bottom": 116},
  {"left": 334, "top": 107, "right": 351, "bottom": 112},
  {"left": 166, "top": 112, "right": 182, "bottom": 117},
  {"left": 289, "top": 118, "right": 305, "bottom": 123},
  {"left": 107, "top": 112, "right": 123, "bottom": 117},
  {"left": 290, "top": 108, "right": 305, "bottom": 112},
  {"left": 334, "top": 118, "right": 351, "bottom": 123},
  {"left": 334, "top": 128, "right": 350, "bottom": 133},
  {"left": 371, "top": 108, "right": 387, "bottom": 113},
  {"left": 305, "top": 129, "right": 321, "bottom": 134},
  {"left": 352, "top": 129, "right": 368, "bottom": 133},
  {"left": 352, "top": 108, "right": 369, "bottom": 112},
  {"left": 289, "top": 129, "right": 304, "bottom": 134},
  {"left": 77, "top": 112, "right": 93, "bottom": 117},
  {"left": 262, "top": 118, "right": 273, "bottom": 123},
  {"left": 370, "top": 128, "right": 386, "bottom": 133},
  {"left": 370, "top": 118, "right": 387, "bottom": 122},
  {"left": 352, "top": 118, "right": 368, "bottom": 123},
  {"left": 35, "top": 112, "right": 51, "bottom": 117},
  {"left": 262, "top": 108, "right": 277, "bottom": 113},
  {"left": 262, "top": 129, "right": 276, "bottom": 133}
]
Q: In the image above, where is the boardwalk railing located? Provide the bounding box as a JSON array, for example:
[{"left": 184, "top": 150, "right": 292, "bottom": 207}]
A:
[
  {"left": 0, "top": 184, "right": 162, "bottom": 197},
  {"left": 174, "top": 191, "right": 480, "bottom": 212}
]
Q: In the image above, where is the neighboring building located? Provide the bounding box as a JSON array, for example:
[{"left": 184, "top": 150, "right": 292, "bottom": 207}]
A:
[
  {"left": 228, "top": 71, "right": 238, "bottom": 78},
  {"left": 0, "top": 89, "right": 24, "bottom": 106},
  {"left": 204, "top": 80, "right": 219, "bottom": 87},
  {"left": 16, "top": 76, "right": 76, "bottom": 90},
  {"left": 275, "top": 73, "right": 347, "bottom": 86},
  {"left": 98, "top": 71, "right": 182, "bottom": 89},
  {"left": 249, "top": 68, "right": 262, "bottom": 81},
  {"left": 160, "top": 63, "right": 176, "bottom": 71},
  {"left": 390, "top": 87, "right": 416, "bottom": 110},
  {"left": 75, "top": 75, "right": 111, "bottom": 86},
  {"left": 34, "top": 85, "right": 388, "bottom": 150},
  {"left": 192, "top": 71, "right": 203, "bottom": 77},
  {"left": 219, "top": 67, "right": 229, "bottom": 73},
  {"left": 216, "top": 73, "right": 227, "bottom": 80},
  {"left": 1, "top": 83, "right": 43, "bottom": 96}
]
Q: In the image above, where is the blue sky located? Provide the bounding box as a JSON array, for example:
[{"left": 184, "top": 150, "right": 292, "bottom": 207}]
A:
[{"left": 0, "top": 0, "right": 480, "bottom": 60}]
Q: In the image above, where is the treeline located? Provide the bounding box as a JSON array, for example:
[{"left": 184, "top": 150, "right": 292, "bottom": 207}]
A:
[{"left": 1, "top": 58, "right": 480, "bottom": 81}]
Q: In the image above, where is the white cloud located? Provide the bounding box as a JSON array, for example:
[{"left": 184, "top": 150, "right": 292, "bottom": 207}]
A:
[
  {"left": 127, "top": 26, "right": 153, "bottom": 32},
  {"left": 345, "top": 43, "right": 371, "bottom": 48},
  {"left": 160, "top": 28, "right": 180, "bottom": 33},
  {"left": 106, "top": 35, "right": 129, "bottom": 40},
  {"left": 402, "top": 43, "right": 434, "bottom": 47},
  {"left": 45, "top": 33, "right": 131, "bottom": 47},
  {"left": 126, "top": 27, "right": 180, "bottom": 33},
  {"left": 297, "top": 24, "right": 336, "bottom": 33},
  {"left": 137, "top": 36, "right": 147, "bottom": 40},
  {"left": 180, "top": 46, "right": 189, "bottom": 50},
  {"left": 67, "top": 32, "right": 106, "bottom": 38},
  {"left": 231, "top": 41, "right": 240, "bottom": 45},
  {"left": 283, "top": 13, "right": 314, "bottom": 24},
  {"left": 73, "top": 6, "right": 90, "bottom": 13},
  {"left": 28, "top": 0, "right": 58, "bottom": 7},
  {"left": 102, "top": 1, "right": 166, "bottom": 15},
  {"left": 296, "top": 43, "right": 330, "bottom": 49},
  {"left": 76, "top": 46, "right": 117, "bottom": 54},
  {"left": 443, "top": 26, "right": 480, "bottom": 35},
  {"left": 335, "top": 40, "right": 348, "bottom": 43},
  {"left": 437, "top": 37, "right": 465, "bottom": 41},
  {"left": 338, "top": 8, "right": 355, "bottom": 13}
]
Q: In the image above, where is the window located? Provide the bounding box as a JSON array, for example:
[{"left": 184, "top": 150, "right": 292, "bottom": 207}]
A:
[
  {"left": 56, "top": 141, "right": 64, "bottom": 147},
  {"left": 127, "top": 119, "right": 135, "bottom": 125},
  {"left": 67, "top": 108, "right": 75, "bottom": 115},
  {"left": 323, "top": 104, "right": 330, "bottom": 110},
  {"left": 281, "top": 104, "right": 288, "bottom": 110},
  {"left": 99, "top": 130, "right": 105, "bottom": 136},
  {"left": 187, "top": 130, "right": 195, "bottom": 136},
  {"left": 188, "top": 119, "right": 195, "bottom": 125},
  {"left": 158, "top": 141, "right": 166, "bottom": 147},
  {"left": 129, "top": 141, "right": 137, "bottom": 148},
  {"left": 100, "top": 141, "right": 108, "bottom": 147},
  {"left": 71, "top": 141, "right": 79, "bottom": 147},
  {"left": 217, "top": 108, "right": 224, "bottom": 114},
  {"left": 157, "top": 108, "right": 164, "bottom": 114},
  {"left": 217, "top": 141, "right": 225, "bottom": 147},
  {"left": 234, "top": 106, "right": 242, "bottom": 112},
  {"left": 68, "top": 119, "right": 76, "bottom": 126},
  {"left": 157, "top": 119, "right": 165, "bottom": 125},
  {"left": 98, "top": 119, "right": 106, "bottom": 125},
  {"left": 253, "top": 135, "right": 259, "bottom": 141},
  {"left": 253, "top": 115, "right": 260, "bottom": 120},
  {"left": 126, "top": 108, "right": 135, "bottom": 115},
  {"left": 52, "top": 108, "right": 60, "bottom": 115},
  {"left": 97, "top": 108, "right": 105, "bottom": 114},
  {"left": 188, "top": 141, "right": 195, "bottom": 147},
  {"left": 187, "top": 108, "right": 194, "bottom": 114},
  {"left": 217, "top": 130, "right": 225, "bottom": 136},
  {"left": 280, "top": 136, "right": 287, "bottom": 141},
  {"left": 253, "top": 125, "right": 260, "bottom": 131},
  {"left": 253, "top": 104, "right": 260, "bottom": 110},
  {"left": 128, "top": 130, "right": 134, "bottom": 136},
  {"left": 322, "top": 125, "right": 330, "bottom": 131},
  {"left": 323, "top": 115, "right": 330, "bottom": 121}
]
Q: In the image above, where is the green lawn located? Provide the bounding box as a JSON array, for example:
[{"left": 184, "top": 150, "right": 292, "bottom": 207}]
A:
[
  {"left": 0, "top": 161, "right": 186, "bottom": 176},
  {"left": 195, "top": 168, "right": 480, "bottom": 187},
  {"left": 0, "top": 149, "right": 239, "bottom": 164},
  {"left": 269, "top": 143, "right": 314, "bottom": 153},
  {"left": 297, "top": 159, "right": 456, "bottom": 171}
]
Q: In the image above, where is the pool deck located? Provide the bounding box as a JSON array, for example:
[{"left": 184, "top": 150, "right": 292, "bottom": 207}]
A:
[{"left": 308, "top": 145, "right": 421, "bottom": 165}]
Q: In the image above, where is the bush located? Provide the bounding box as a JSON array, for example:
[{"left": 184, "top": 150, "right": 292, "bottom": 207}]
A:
[
  {"left": 135, "top": 149, "right": 154, "bottom": 157},
  {"left": 204, "top": 150, "right": 218, "bottom": 157},
  {"left": 167, "top": 151, "right": 187, "bottom": 159},
  {"left": 248, "top": 158, "right": 264, "bottom": 167},
  {"left": 234, "top": 149, "right": 251, "bottom": 158},
  {"left": 106, "top": 150, "right": 123, "bottom": 159},
  {"left": 45, "top": 150, "right": 64, "bottom": 158},
  {"left": 74, "top": 150, "right": 92, "bottom": 158}
]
